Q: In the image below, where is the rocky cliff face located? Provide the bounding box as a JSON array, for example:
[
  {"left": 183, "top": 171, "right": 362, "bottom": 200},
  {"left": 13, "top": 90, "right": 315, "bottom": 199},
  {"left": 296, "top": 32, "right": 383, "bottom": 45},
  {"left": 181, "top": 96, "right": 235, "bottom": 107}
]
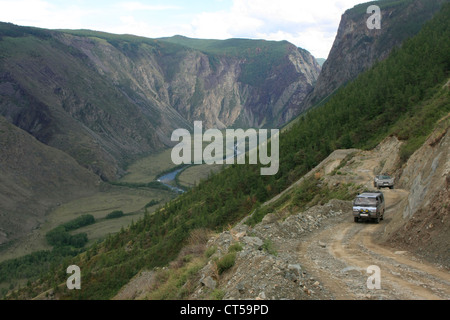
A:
[
  {"left": 384, "top": 118, "right": 450, "bottom": 266},
  {"left": 300, "top": 0, "right": 446, "bottom": 110}
]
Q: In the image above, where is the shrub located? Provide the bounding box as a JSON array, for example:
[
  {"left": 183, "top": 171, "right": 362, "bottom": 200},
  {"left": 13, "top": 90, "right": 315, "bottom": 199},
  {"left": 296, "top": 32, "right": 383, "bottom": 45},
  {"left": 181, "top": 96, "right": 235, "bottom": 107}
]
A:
[
  {"left": 106, "top": 210, "right": 124, "bottom": 219},
  {"left": 69, "top": 233, "right": 88, "bottom": 248},
  {"left": 45, "top": 227, "right": 88, "bottom": 248},
  {"left": 62, "top": 214, "right": 95, "bottom": 231},
  {"left": 45, "top": 226, "right": 71, "bottom": 247},
  {"left": 204, "top": 246, "right": 217, "bottom": 258},
  {"left": 216, "top": 252, "right": 236, "bottom": 275},
  {"left": 145, "top": 200, "right": 159, "bottom": 208},
  {"left": 262, "top": 239, "right": 277, "bottom": 256},
  {"left": 228, "top": 242, "right": 243, "bottom": 253}
]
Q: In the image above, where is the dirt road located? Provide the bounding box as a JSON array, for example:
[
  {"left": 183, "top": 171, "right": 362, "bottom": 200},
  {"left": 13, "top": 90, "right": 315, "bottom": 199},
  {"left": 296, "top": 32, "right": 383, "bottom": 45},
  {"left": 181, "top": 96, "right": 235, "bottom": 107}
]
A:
[
  {"left": 296, "top": 187, "right": 450, "bottom": 300},
  {"left": 217, "top": 137, "right": 449, "bottom": 301},
  {"left": 287, "top": 139, "right": 450, "bottom": 300}
]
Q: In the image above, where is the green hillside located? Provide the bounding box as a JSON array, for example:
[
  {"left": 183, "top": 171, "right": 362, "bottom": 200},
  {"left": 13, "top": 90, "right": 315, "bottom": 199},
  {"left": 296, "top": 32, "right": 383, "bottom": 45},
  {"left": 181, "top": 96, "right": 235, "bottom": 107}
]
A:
[{"left": 4, "top": 2, "right": 450, "bottom": 300}]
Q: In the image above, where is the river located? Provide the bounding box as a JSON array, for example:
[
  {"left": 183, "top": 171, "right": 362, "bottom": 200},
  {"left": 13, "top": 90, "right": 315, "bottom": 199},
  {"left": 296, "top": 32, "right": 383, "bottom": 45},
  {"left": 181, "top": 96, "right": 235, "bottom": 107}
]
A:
[{"left": 157, "top": 168, "right": 186, "bottom": 194}]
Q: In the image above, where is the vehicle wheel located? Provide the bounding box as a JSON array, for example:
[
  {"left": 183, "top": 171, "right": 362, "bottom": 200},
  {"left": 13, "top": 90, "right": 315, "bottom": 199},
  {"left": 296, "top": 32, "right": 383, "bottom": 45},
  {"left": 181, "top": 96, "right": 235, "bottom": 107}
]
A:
[
  {"left": 390, "top": 186, "right": 394, "bottom": 189},
  {"left": 375, "top": 215, "right": 380, "bottom": 224},
  {"left": 354, "top": 217, "right": 359, "bottom": 223}
]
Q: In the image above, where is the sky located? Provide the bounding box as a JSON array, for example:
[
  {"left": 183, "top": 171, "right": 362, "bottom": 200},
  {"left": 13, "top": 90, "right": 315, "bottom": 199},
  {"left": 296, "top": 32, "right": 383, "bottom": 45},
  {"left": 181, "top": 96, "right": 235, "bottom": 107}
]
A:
[{"left": 0, "top": 0, "right": 372, "bottom": 58}]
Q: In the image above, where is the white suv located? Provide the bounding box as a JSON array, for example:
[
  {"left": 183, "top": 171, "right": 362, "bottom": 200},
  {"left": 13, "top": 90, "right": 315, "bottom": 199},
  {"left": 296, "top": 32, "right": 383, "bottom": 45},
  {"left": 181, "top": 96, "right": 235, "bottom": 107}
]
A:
[
  {"left": 374, "top": 174, "right": 394, "bottom": 189},
  {"left": 353, "top": 191, "right": 385, "bottom": 223}
]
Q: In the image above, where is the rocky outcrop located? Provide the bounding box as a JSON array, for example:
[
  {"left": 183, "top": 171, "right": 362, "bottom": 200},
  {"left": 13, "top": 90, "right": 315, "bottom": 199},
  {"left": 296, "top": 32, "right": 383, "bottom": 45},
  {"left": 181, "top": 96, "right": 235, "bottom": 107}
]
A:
[
  {"left": 190, "top": 200, "right": 350, "bottom": 300},
  {"left": 385, "top": 120, "right": 450, "bottom": 266},
  {"left": 300, "top": 0, "right": 446, "bottom": 111}
]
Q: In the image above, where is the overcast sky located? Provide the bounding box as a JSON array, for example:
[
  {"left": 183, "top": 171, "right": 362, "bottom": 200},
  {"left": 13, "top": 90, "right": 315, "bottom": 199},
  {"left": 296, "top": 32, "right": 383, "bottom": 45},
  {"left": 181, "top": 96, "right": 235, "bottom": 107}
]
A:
[{"left": 0, "top": 0, "right": 372, "bottom": 58}]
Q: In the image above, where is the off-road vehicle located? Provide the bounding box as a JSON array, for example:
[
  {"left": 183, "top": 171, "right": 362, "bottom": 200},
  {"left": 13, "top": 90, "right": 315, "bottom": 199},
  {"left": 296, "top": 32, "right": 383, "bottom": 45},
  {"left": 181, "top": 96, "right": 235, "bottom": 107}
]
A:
[
  {"left": 373, "top": 174, "right": 394, "bottom": 189},
  {"left": 352, "top": 191, "right": 385, "bottom": 223}
]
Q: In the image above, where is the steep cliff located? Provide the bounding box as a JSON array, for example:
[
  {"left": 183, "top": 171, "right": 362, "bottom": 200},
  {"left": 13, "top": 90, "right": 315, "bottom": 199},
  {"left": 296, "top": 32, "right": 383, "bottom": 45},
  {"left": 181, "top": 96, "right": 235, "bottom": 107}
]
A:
[
  {"left": 383, "top": 116, "right": 450, "bottom": 266},
  {"left": 159, "top": 36, "right": 321, "bottom": 128},
  {"left": 300, "top": 0, "right": 446, "bottom": 111}
]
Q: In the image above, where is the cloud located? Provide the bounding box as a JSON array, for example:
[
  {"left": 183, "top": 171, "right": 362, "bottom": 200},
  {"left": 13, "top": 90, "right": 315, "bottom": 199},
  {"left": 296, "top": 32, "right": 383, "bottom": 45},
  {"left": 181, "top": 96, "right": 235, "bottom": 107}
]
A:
[
  {"left": 186, "top": 0, "right": 366, "bottom": 58},
  {"left": 0, "top": 0, "right": 98, "bottom": 29},
  {"left": 0, "top": 0, "right": 369, "bottom": 58},
  {"left": 115, "top": 1, "right": 181, "bottom": 12}
]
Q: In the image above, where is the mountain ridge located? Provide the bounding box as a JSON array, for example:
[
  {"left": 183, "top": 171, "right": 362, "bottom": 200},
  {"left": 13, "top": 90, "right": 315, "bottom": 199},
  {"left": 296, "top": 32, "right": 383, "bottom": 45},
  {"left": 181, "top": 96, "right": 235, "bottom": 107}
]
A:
[{"left": 300, "top": 0, "right": 446, "bottom": 112}]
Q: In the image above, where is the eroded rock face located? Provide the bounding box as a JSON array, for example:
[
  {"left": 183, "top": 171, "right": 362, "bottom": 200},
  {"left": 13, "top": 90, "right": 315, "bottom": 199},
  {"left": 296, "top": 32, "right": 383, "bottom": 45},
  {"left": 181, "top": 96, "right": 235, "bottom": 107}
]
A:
[
  {"left": 301, "top": 0, "right": 446, "bottom": 111},
  {"left": 387, "top": 127, "right": 450, "bottom": 266}
]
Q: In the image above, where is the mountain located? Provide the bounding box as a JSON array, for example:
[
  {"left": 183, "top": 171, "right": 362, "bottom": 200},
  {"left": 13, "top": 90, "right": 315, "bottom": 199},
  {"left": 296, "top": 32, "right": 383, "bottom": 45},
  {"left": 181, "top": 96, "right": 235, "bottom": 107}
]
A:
[
  {"left": 157, "top": 35, "right": 321, "bottom": 128},
  {"left": 315, "top": 58, "right": 326, "bottom": 67},
  {"left": 5, "top": 0, "right": 448, "bottom": 300},
  {"left": 0, "top": 26, "right": 320, "bottom": 183},
  {"left": 300, "top": 0, "right": 446, "bottom": 111}
]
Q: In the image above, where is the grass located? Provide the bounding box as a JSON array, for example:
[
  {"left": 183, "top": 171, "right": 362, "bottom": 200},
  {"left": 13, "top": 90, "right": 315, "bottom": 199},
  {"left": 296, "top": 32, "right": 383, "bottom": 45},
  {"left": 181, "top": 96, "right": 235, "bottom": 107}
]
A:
[
  {"left": 210, "top": 289, "right": 226, "bottom": 300},
  {"left": 216, "top": 252, "right": 237, "bottom": 275},
  {"left": 204, "top": 246, "right": 217, "bottom": 259},
  {"left": 144, "top": 257, "right": 206, "bottom": 300},
  {"left": 120, "top": 148, "right": 176, "bottom": 183},
  {"left": 122, "top": 134, "right": 229, "bottom": 190},
  {"left": 262, "top": 239, "right": 277, "bottom": 256},
  {"left": 177, "top": 164, "right": 224, "bottom": 188},
  {"left": 141, "top": 228, "right": 213, "bottom": 300},
  {"left": 0, "top": 174, "right": 174, "bottom": 263}
]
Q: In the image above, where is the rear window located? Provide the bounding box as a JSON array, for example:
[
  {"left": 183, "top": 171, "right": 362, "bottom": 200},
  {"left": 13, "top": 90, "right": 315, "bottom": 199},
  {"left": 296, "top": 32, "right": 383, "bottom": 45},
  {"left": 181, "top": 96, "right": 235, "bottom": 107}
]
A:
[{"left": 354, "top": 197, "right": 377, "bottom": 206}]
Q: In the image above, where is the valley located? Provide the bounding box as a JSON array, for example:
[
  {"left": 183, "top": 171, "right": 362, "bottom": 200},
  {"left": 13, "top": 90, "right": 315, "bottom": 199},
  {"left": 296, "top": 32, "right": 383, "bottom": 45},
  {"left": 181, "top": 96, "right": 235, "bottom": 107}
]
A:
[
  {"left": 0, "top": 142, "right": 227, "bottom": 263},
  {"left": 0, "top": 149, "right": 179, "bottom": 262}
]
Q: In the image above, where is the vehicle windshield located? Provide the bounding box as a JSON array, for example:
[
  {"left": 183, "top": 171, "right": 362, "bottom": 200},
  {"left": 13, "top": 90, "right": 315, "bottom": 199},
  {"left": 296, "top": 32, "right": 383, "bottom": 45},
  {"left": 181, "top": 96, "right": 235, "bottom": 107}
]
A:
[
  {"left": 380, "top": 176, "right": 391, "bottom": 179},
  {"left": 354, "top": 197, "right": 377, "bottom": 206}
]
